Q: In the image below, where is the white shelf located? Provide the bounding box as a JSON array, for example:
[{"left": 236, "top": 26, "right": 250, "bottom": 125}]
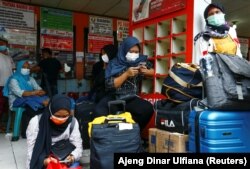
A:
[
  {"left": 157, "top": 20, "right": 171, "bottom": 38},
  {"left": 143, "top": 41, "right": 155, "bottom": 58},
  {"left": 133, "top": 28, "right": 143, "bottom": 42},
  {"left": 144, "top": 24, "right": 156, "bottom": 41},
  {"left": 172, "top": 15, "right": 187, "bottom": 34},
  {"left": 155, "top": 77, "right": 165, "bottom": 93},
  {"left": 141, "top": 78, "right": 154, "bottom": 94},
  {"left": 172, "top": 34, "right": 186, "bottom": 54},
  {"left": 156, "top": 38, "right": 171, "bottom": 56},
  {"left": 155, "top": 58, "right": 169, "bottom": 75}
]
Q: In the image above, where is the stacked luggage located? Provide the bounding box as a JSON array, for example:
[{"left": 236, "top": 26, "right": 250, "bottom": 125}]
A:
[
  {"left": 150, "top": 63, "right": 203, "bottom": 153},
  {"left": 188, "top": 53, "right": 250, "bottom": 153}
]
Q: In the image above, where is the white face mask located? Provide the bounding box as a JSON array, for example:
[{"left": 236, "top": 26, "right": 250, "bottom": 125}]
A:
[
  {"left": 125, "top": 52, "right": 139, "bottom": 61},
  {"left": 21, "top": 68, "right": 30, "bottom": 75},
  {"left": 101, "top": 54, "right": 109, "bottom": 63},
  {"left": 207, "top": 13, "right": 225, "bottom": 26}
]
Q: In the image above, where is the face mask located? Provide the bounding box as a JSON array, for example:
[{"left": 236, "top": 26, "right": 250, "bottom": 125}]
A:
[
  {"left": 21, "top": 68, "right": 30, "bottom": 75},
  {"left": 207, "top": 13, "right": 225, "bottom": 26},
  {"left": 101, "top": 54, "right": 109, "bottom": 63},
  {"left": 49, "top": 104, "right": 69, "bottom": 125},
  {"left": 50, "top": 115, "right": 69, "bottom": 125},
  {"left": 125, "top": 52, "right": 139, "bottom": 61}
]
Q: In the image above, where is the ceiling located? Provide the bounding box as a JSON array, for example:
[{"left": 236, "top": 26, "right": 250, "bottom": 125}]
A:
[{"left": 7, "top": 0, "right": 250, "bottom": 37}]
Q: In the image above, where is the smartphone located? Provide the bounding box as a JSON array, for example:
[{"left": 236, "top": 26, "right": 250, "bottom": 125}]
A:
[{"left": 139, "top": 62, "right": 146, "bottom": 67}]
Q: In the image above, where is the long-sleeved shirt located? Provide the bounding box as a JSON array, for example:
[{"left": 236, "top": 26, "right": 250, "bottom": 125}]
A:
[
  {"left": 26, "top": 116, "right": 83, "bottom": 169},
  {"left": 8, "top": 77, "right": 41, "bottom": 110},
  {"left": 193, "top": 27, "right": 242, "bottom": 65}
]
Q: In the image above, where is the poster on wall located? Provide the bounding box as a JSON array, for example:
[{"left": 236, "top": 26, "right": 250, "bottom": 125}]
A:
[
  {"left": 88, "top": 34, "right": 114, "bottom": 53},
  {"left": 40, "top": 7, "right": 73, "bottom": 51},
  {"left": 89, "top": 15, "right": 113, "bottom": 36},
  {"left": 0, "top": 0, "right": 35, "bottom": 30},
  {"left": 132, "top": 0, "right": 187, "bottom": 23},
  {"left": 117, "top": 20, "right": 129, "bottom": 41}
]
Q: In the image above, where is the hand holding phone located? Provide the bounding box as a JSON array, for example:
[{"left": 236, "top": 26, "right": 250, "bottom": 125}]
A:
[{"left": 139, "top": 62, "right": 146, "bottom": 68}]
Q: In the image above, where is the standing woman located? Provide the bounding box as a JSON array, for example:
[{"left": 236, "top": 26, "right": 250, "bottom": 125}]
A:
[
  {"left": 94, "top": 36, "right": 154, "bottom": 131},
  {"left": 26, "top": 94, "right": 82, "bottom": 169},
  {"left": 193, "top": 2, "right": 242, "bottom": 65}
]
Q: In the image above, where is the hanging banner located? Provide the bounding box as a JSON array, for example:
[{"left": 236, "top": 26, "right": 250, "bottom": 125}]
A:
[
  {"left": 41, "top": 7, "right": 73, "bottom": 32},
  {"left": 88, "top": 34, "right": 114, "bottom": 53},
  {"left": 40, "top": 34, "right": 73, "bottom": 51},
  {"left": 89, "top": 15, "right": 113, "bottom": 36},
  {"left": 132, "top": 0, "right": 186, "bottom": 23},
  {"left": 0, "top": 0, "right": 35, "bottom": 30},
  {"left": 117, "top": 20, "right": 129, "bottom": 41}
]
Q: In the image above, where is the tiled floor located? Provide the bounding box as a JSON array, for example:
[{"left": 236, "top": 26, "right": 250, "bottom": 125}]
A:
[{"left": 0, "top": 134, "right": 26, "bottom": 169}]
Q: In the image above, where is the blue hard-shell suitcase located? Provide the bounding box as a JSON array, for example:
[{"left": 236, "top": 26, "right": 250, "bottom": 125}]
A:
[{"left": 189, "top": 109, "right": 250, "bottom": 153}]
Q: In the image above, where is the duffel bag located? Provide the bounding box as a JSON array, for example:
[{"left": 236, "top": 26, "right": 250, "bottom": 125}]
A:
[
  {"left": 203, "top": 53, "right": 250, "bottom": 110},
  {"left": 155, "top": 99, "right": 200, "bottom": 134},
  {"left": 161, "top": 63, "right": 203, "bottom": 103}
]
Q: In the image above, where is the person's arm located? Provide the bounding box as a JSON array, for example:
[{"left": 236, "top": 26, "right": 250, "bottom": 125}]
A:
[
  {"left": 68, "top": 118, "right": 83, "bottom": 162},
  {"left": 113, "top": 67, "right": 139, "bottom": 88},
  {"left": 26, "top": 116, "right": 39, "bottom": 169}
]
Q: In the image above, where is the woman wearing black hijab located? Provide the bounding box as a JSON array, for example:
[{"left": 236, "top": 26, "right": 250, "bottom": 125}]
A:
[
  {"left": 26, "top": 94, "right": 82, "bottom": 169},
  {"left": 193, "top": 2, "right": 242, "bottom": 64}
]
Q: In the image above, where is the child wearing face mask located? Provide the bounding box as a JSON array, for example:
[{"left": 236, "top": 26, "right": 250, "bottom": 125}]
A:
[
  {"left": 193, "top": 2, "right": 242, "bottom": 65},
  {"left": 26, "top": 94, "right": 82, "bottom": 169},
  {"left": 3, "top": 60, "right": 49, "bottom": 138},
  {"left": 94, "top": 36, "right": 155, "bottom": 132}
]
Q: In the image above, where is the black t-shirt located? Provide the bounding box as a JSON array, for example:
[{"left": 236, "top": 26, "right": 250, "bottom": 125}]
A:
[{"left": 39, "top": 58, "right": 62, "bottom": 85}]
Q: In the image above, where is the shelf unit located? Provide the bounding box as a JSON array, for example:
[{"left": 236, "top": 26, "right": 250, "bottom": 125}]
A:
[{"left": 130, "top": 0, "right": 208, "bottom": 94}]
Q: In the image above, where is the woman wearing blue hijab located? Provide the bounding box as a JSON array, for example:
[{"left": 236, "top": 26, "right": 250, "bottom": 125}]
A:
[
  {"left": 94, "top": 36, "right": 154, "bottom": 131},
  {"left": 3, "top": 60, "right": 49, "bottom": 138}
]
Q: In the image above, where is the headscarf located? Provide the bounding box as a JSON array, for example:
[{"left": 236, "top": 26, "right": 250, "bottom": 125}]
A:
[
  {"left": 194, "top": 3, "right": 230, "bottom": 44},
  {"left": 3, "top": 60, "right": 33, "bottom": 97},
  {"left": 103, "top": 44, "right": 117, "bottom": 61},
  {"left": 30, "top": 94, "right": 73, "bottom": 169},
  {"left": 105, "top": 36, "right": 147, "bottom": 78}
]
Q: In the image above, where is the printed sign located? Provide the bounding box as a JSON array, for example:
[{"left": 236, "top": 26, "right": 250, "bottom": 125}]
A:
[
  {"left": 88, "top": 34, "right": 114, "bottom": 53},
  {"left": 89, "top": 15, "right": 113, "bottom": 36},
  {"left": 117, "top": 20, "right": 129, "bottom": 41},
  {"left": 40, "top": 34, "right": 73, "bottom": 51},
  {"left": 0, "top": 0, "right": 35, "bottom": 30}
]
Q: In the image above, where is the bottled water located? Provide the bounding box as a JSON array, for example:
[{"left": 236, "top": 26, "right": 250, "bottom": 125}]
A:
[{"left": 200, "top": 53, "right": 214, "bottom": 78}]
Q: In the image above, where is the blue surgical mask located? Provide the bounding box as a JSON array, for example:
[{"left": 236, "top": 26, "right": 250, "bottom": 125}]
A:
[
  {"left": 21, "top": 68, "right": 30, "bottom": 75},
  {"left": 207, "top": 13, "right": 226, "bottom": 26}
]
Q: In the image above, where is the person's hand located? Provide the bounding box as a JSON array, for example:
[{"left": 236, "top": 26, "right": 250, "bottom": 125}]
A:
[
  {"left": 37, "top": 90, "right": 46, "bottom": 96},
  {"left": 65, "top": 154, "right": 75, "bottom": 165},
  {"left": 126, "top": 67, "right": 139, "bottom": 77},
  {"left": 43, "top": 156, "right": 57, "bottom": 167},
  {"left": 139, "top": 65, "right": 147, "bottom": 74}
]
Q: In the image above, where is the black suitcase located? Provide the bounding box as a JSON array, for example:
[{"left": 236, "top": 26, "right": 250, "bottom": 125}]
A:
[
  {"left": 90, "top": 100, "right": 144, "bottom": 169},
  {"left": 75, "top": 100, "right": 95, "bottom": 149}
]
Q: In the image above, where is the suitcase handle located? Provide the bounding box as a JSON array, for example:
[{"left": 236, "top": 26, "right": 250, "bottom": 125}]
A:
[
  {"left": 104, "top": 117, "right": 126, "bottom": 124},
  {"left": 108, "top": 100, "right": 126, "bottom": 114}
]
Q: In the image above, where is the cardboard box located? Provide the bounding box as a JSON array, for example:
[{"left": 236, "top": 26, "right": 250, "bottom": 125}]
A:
[
  {"left": 156, "top": 129, "right": 188, "bottom": 153},
  {"left": 148, "top": 128, "right": 158, "bottom": 153}
]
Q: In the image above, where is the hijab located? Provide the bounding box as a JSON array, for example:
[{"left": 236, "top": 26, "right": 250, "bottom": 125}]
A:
[
  {"left": 3, "top": 60, "right": 33, "bottom": 97},
  {"left": 30, "top": 94, "right": 72, "bottom": 169},
  {"left": 103, "top": 44, "right": 117, "bottom": 61},
  {"left": 105, "top": 36, "right": 147, "bottom": 78},
  {"left": 194, "top": 3, "right": 230, "bottom": 44}
]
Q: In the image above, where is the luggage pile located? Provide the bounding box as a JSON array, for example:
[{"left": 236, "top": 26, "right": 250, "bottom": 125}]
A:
[
  {"left": 149, "top": 62, "right": 203, "bottom": 153},
  {"left": 188, "top": 53, "right": 250, "bottom": 153}
]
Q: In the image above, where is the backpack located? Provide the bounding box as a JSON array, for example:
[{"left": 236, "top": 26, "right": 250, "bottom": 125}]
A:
[
  {"left": 161, "top": 63, "right": 203, "bottom": 103},
  {"left": 202, "top": 53, "right": 250, "bottom": 110}
]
